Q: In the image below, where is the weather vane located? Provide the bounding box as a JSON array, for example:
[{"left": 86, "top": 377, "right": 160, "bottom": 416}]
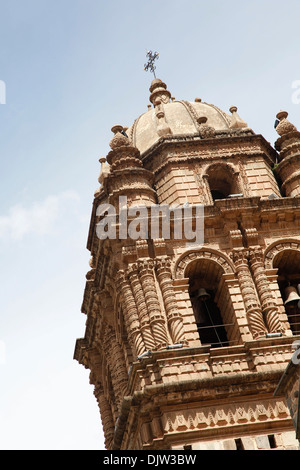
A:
[{"left": 144, "top": 50, "right": 159, "bottom": 79}]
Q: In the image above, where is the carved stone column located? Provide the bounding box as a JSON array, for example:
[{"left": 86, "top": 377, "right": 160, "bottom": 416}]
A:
[
  {"left": 232, "top": 248, "right": 267, "bottom": 338},
  {"left": 155, "top": 257, "right": 187, "bottom": 345},
  {"left": 94, "top": 382, "right": 115, "bottom": 450},
  {"left": 138, "top": 259, "right": 169, "bottom": 350},
  {"left": 116, "top": 271, "right": 146, "bottom": 358},
  {"left": 127, "top": 264, "right": 156, "bottom": 351},
  {"left": 102, "top": 324, "right": 128, "bottom": 412},
  {"left": 202, "top": 173, "right": 214, "bottom": 205},
  {"left": 249, "top": 247, "right": 284, "bottom": 334}
]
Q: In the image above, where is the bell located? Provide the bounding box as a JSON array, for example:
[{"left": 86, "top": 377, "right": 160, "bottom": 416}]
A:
[
  {"left": 284, "top": 286, "right": 300, "bottom": 305},
  {"left": 196, "top": 288, "right": 210, "bottom": 301}
]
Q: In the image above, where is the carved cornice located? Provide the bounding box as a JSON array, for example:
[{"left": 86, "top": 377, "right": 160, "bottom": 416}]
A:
[
  {"left": 112, "top": 367, "right": 288, "bottom": 449},
  {"left": 141, "top": 133, "right": 277, "bottom": 174}
]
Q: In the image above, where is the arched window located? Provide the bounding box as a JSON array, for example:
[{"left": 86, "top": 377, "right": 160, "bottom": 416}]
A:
[
  {"left": 190, "top": 288, "right": 229, "bottom": 347},
  {"left": 274, "top": 250, "right": 300, "bottom": 334},
  {"left": 186, "top": 256, "right": 240, "bottom": 348},
  {"left": 206, "top": 163, "right": 241, "bottom": 201}
]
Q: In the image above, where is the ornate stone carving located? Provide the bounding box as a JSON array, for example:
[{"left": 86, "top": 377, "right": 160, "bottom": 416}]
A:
[
  {"left": 155, "top": 257, "right": 187, "bottom": 345},
  {"left": 161, "top": 398, "right": 289, "bottom": 436},
  {"left": 109, "top": 127, "right": 130, "bottom": 149},
  {"left": 127, "top": 264, "right": 157, "bottom": 352},
  {"left": 115, "top": 270, "right": 146, "bottom": 357},
  {"left": 102, "top": 324, "right": 128, "bottom": 412},
  {"left": 137, "top": 259, "right": 169, "bottom": 350},
  {"left": 194, "top": 170, "right": 212, "bottom": 205},
  {"left": 154, "top": 101, "right": 172, "bottom": 137},
  {"left": 264, "top": 240, "right": 300, "bottom": 269},
  {"left": 94, "top": 382, "right": 115, "bottom": 450},
  {"left": 232, "top": 248, "right": 267, "bottom": 338},
  {"left": 175, "top": 249, "right": 235, "bottom": 279},
  {"left": 149, "top": 79, "right": 171, "bottom": 106},
  {"left": 275, "top": 111, "right": 297, "bottom": 137},
  {"left": 249, "top": 247, "right": 285, "bottom": 334},
  {"left": 197, "top": 116, "right": 216, "bottom": 139},
  {"left": 75, "top": 77, "right": 300, "bottom": 451}
]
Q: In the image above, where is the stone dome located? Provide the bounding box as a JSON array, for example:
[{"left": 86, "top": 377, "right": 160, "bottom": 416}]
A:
[{"left": 126, "top": 79, "right": 247, "bottom": 155}]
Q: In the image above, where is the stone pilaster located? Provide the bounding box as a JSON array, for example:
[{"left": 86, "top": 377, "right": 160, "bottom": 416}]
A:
[
  {"left": 94, "top": 382, "right": 115, "bottom": 450},
  {"left": 249, "top": 247, "right": 284, "bottom": 334},
  {"left": 138, "top": 259, "right": 169, "bottom": 350},
  {"left": 275, "top": 111, "right": 300, "bottom": 197},
  {"left": 155, "top": 257, "right": 187, "bottom": 345},
  {"left": 116, "top": 271, "right": 146, "bottom": 358},
  {"left": 232, "top": 248, "right": 267, "bottom": 339},
  {"left": 102, "top": 324, "right": 128, "bottom": 412},
  {"left": 127, "top": 264, "right": 156, "bottom": 351}
]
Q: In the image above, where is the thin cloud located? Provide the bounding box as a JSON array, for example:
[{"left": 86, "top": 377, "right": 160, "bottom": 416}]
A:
[{"left": 0, "top": 190, "right": 80, "bottom": 240}]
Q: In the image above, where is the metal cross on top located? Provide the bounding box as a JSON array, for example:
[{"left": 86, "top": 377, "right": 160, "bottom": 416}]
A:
[{"left": 144, "top": 50, "right": 159, "bottom": 79}]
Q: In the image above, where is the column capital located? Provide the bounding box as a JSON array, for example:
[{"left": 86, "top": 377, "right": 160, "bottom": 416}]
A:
[
  {"left": 155, "top": 256, "right": 172, "bottom": 274},
  {"left": 231, "top": 248, "right": 249, "bottom": 267},
  {"left": 249, "top": 246, "right": 264, "bottom": 264},
  {"left": 137, "top": 258, "right": 156, "bottom": 275}
]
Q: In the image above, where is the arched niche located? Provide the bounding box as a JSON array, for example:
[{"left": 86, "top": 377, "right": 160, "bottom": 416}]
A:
[
  {"left": 273, "top": 249, "right": 300, "bottom": 335},
  {"left": 174, "top": 248, "right": 235, "bottom": 279},
  {"left": 204, "top": 162, "right": 241, "bottom": 201},
  {"left": 265, "top": 240, "right": 300, "bottom": 335},
  {"left": 175, "top": 249, "right": 242, "bottom": 348}
]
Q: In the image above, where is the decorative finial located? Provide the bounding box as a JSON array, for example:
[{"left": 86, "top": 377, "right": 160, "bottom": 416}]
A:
[
  {"left": 109, "top": 125, "right": 130, "bottom": 150},
  {"left": 197, "top": 116, "right": 215, "bottom": 138},
  {"left": 149, "top": 79, "right": 171, "bottom": 106},
  {"left": 229, "top": 106, "right": 248, "bottom": 129},
  {"left": 275, "top": 110, "right": 298, "bottom": 136},
  {"left": 98, "top": 157, "right": 110, "bottom": 185},
  {"left": 144, "top": 50, "right": 159, "bottom": 79}
]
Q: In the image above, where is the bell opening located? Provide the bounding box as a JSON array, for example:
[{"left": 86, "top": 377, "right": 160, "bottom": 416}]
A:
[{"left": 284, "top": 286, "right": 300, "bottom": 305}]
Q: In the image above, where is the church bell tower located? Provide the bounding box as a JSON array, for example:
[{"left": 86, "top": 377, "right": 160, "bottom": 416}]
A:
[{"left": 74, "top": 75, "right": 300, "bottom": 451}]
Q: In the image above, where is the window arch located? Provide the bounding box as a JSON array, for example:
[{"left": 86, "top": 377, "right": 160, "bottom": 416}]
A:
[
  {"left": 205, "top": 163, "right": 241, "bottom": 201},
  {"left": 185, "top": 255, "right": 240, "bottom": 348},
  {"left": 273, "top": 249, "right": 300, "bottom": 335}
]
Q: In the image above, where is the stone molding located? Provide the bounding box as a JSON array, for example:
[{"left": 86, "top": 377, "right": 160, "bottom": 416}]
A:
[
  {"left": 264, "top": 239, "right": 300, "bottom": 269},
  {"left": 174, "top": 248, "right": 235, "bottom": 279}
]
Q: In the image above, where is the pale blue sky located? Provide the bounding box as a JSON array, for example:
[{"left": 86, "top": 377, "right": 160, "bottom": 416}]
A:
[{"left": 0, "top": 0, "right": 299, "bottom": 450}]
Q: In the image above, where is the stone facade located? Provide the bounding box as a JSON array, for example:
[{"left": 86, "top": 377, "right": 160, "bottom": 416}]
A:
[
  {"left": 74, "top": 79, "right": 300, "bottom": 450},
  {"left": 274, "top": 354, "right": 300, "bottom": 442}
]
